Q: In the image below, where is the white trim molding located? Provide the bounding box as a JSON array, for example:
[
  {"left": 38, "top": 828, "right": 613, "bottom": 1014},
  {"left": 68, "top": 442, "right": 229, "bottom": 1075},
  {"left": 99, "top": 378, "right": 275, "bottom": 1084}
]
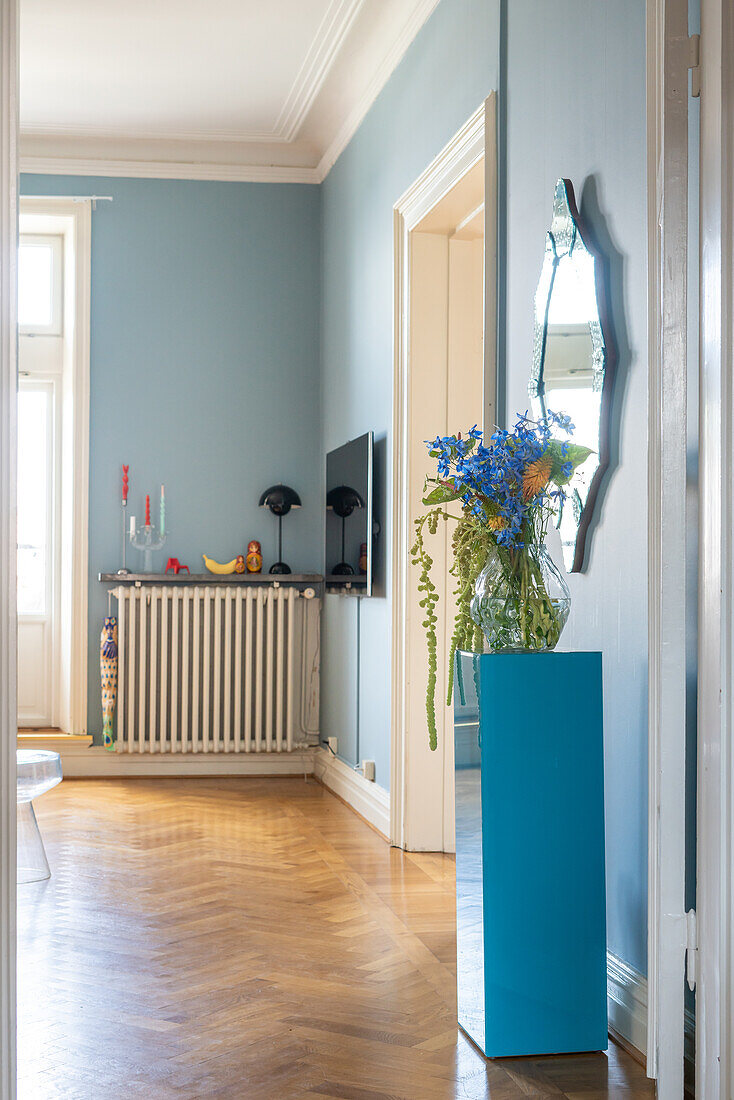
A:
[
  {"left": 315, "top": 0, "right": 441, "bottom": 180},
  {"left": 19, "top": 155, "right": 321, "bottom": 185},
  {"left": 25, "top": 740, "right": 317, "bottom": 779},
  {"left": 390, "top": 98, "right": 495, "bottom": 852},
  {"left": 19, "top": 198, "right": 91, "bottom": 735},
  {"left": 607, "top": 953, "right": 695, "bottom": 1075},
  {"left": 0, "top": 0, "right": 18, "bottom": 1093},
  {"left": 646, "top": 0, "right": 689, "bottom": 1088},
  {"left": 697, "top": 0, "right": 734, "bottom": 1095},
  {"left": 275, "top": 0, "right": 366, "bottom": 143},
  {"left": 313, "top": 748, "right": 390, "bottom": 838},
  {"left": 607, "top": 952, "right": 648, "bottom": 1059}
]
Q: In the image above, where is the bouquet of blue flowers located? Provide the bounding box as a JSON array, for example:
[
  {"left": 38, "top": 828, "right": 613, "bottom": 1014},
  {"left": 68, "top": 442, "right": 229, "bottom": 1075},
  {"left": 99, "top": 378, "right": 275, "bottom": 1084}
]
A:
[{"left": 411, "top": 412, "right": 592, "bottom": 749}]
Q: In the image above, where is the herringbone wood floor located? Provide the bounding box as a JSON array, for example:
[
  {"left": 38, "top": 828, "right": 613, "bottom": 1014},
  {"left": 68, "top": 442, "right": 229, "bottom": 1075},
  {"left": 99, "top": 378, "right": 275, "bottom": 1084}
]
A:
[{"left": 18, "top": 778, "right": 654, "bottom": 1099}]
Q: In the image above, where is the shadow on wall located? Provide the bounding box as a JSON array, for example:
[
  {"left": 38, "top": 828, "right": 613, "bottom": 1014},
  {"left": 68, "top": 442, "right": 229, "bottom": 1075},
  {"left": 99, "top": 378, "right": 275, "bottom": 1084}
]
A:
[{"left": 577, "top": 174, "right": 632, "bottom": 570}]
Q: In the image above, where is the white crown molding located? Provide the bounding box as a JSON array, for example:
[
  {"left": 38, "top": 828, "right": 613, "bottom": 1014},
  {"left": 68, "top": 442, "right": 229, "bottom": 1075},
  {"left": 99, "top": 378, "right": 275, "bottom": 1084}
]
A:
[
  {"left": 20, "top": 122, "right": 285, "bottom": 144},
  {"left": 19, "top": 154, "right": 320, "bottom": 184},
  {"left": 19, "top": 0, "right": 441, "bottom": 184},
  {"left": 275, "top": 0, "right": 366, "bottom": 142},
  {"left": 316, "top": 0, "right": 441, "bottom": 179}
]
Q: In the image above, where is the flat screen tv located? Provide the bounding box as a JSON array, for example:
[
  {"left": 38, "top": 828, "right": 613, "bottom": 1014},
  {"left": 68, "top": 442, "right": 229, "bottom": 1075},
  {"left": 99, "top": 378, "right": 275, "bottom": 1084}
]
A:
[{"left": 325, "top": 432, "right": 373, "bottom": 595}]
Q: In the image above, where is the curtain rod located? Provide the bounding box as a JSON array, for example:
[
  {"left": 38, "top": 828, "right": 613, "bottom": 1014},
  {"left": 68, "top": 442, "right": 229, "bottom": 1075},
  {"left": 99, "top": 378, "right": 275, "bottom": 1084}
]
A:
[{"left": 22, "top": 195, "right": 114, "bottom": 209}]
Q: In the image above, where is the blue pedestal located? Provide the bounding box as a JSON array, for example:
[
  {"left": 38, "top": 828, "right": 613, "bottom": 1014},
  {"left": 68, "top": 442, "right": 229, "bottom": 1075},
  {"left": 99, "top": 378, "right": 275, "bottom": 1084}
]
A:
[{"left": 454, "top": 651, "right": 607, "bottom": 1058}]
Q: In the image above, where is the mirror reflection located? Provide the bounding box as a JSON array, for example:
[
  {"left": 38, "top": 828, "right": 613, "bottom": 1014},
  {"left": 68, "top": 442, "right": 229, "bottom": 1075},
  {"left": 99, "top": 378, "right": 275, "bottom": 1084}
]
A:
[{"left": 529, "top": 178, "right": 609, "bottom": 572}]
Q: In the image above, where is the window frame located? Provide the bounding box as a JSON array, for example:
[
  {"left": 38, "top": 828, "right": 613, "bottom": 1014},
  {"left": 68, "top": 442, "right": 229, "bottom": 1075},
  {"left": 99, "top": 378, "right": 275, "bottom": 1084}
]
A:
[{"left": 18, "top": 232, "right": 64, "bottom": 336}]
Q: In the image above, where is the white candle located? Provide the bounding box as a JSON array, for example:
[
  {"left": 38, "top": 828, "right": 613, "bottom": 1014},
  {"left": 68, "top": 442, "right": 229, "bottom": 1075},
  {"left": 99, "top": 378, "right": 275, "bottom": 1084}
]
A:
[{"left": 129, "top": 515, "right": 136, "bottom": 536}]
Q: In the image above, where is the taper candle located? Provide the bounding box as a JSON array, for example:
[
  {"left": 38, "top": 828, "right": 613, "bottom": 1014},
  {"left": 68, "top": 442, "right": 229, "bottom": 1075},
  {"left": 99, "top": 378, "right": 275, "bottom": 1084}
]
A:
[
  {"left": 160, "top": 485, "right": 165, "bottom": 537},
  {"left": 122, "top": 464, "right": 129, "bottom": 504},
  {"left": 129, "top": 515, "right": 136, "bottom": 536},
  {"left": 145, "top": 494, "right": 151, "bottom": 526}
]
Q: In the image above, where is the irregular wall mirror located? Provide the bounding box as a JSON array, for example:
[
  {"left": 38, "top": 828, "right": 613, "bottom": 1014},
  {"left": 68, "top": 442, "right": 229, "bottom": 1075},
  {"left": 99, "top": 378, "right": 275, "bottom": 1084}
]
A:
[{"left": 529, "top": 178, "right": 613, "bottom": 572}]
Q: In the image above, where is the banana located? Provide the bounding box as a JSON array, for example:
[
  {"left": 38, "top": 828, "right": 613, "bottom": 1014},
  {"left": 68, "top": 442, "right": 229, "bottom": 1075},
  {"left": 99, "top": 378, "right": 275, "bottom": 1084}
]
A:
[{"left": 202, "top": 554, "right": 237, "bottom": 575}]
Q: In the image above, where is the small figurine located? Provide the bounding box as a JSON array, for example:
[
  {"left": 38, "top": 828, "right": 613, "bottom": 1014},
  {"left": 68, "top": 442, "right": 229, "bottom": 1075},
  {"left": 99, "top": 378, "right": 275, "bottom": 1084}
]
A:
[
  {"left": 165, "top": 557, "right": 190, "bottom": 574},
  {"left": 359, "top": 543, "right": 368, "bottom": 575},
  {"left": 246, "top": 540, "right": 263, "bottom": 573},
  {"left": 235, "top": 554, "right": 246, "bottom": 574},
  {"left": 100, "top": 616, "right": 118, "bottom": 750}
]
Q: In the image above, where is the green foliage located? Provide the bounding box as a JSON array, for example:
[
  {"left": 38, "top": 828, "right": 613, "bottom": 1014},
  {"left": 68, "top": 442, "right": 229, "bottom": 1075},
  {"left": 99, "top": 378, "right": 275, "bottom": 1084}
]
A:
[
  {"left": 546, "top": 440, "right": 594, "bottom": 485},
  {"left": 410, "top": 509, "right": 445, "bottom": 752},
  {"left": 422, "top": 479, "right": 462, "bottom": 506},
  {"left": 411, "top": 509, "right": 490, "bottom": 751}
]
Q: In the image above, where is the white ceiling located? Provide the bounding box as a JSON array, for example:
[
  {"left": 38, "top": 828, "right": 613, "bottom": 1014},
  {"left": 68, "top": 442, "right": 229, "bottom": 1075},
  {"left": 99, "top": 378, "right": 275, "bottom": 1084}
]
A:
[{"left": 19, "top": 0, "right": 441, "bottom": 182}]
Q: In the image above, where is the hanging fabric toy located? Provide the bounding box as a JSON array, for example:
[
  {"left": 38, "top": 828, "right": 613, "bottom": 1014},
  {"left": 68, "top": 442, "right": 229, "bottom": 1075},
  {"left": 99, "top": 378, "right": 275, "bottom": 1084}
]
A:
[{"left": 100, "top": 615, "right": 118, "bottom": 750}]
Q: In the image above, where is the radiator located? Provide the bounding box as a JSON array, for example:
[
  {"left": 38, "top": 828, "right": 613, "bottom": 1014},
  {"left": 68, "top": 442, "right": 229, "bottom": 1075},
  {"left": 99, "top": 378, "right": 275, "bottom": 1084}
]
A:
[{"left": 111, "top": 585, "right": 320, "bottom": 753}]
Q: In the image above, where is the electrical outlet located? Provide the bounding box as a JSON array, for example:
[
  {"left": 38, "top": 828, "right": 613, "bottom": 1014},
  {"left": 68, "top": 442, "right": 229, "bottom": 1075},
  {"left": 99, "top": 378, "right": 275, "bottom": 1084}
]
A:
[
  {"left": 327, "top": 737, "right": 338, "bottom": 755},
  {"left": 361, "top": 760, "right": 376, "bottom": 782}
]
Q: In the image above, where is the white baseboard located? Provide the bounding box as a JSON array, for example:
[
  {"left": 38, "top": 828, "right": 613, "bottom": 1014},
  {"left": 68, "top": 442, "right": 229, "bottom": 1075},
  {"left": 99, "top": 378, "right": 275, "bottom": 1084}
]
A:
[
  {"left": 18, "top": 734, "right": 316, "bottom": 778},
  {"left": 607, "top": 951, "right": 647, "bottom": 1058},
  {"left": 606, "top": 951, "right": 695, "bottom": 1073},
  {"left": 313, "top": 747, "right": 390, "bottom": 838}
]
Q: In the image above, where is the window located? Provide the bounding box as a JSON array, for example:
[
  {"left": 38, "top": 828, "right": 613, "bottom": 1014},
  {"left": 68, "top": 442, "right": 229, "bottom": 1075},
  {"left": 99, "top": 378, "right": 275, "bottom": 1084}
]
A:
[
  {"left": 18, "top": 234, "right": 63, "bottom": 335},
  {"left": 17, "top": 386, "right": 52, "bottom": 616}
]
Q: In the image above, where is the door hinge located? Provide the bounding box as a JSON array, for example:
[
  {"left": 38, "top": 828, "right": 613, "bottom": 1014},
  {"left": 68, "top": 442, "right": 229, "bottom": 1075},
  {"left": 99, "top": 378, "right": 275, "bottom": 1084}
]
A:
[
  {"left": 686, "top": 908, "right": 698, "bottom": 990},
  {"left": 689, "top": 34, "right": 701, "bottom": 98}
]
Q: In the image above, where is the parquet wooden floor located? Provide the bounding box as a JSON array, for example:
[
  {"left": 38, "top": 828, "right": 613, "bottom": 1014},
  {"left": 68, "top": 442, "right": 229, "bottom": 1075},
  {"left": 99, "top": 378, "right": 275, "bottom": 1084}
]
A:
[{"left": 18, "top": 778, "right": 655, "bottom": 1099}]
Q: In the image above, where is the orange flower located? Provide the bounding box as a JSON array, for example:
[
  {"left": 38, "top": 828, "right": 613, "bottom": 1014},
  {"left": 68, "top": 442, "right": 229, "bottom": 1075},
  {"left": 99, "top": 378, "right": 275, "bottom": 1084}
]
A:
[
  {"left": 487, "top": 515, "right": 507, "bottom": 531},
  {"left": 522, "top": 456, "right": 552, "bottom": 501}
]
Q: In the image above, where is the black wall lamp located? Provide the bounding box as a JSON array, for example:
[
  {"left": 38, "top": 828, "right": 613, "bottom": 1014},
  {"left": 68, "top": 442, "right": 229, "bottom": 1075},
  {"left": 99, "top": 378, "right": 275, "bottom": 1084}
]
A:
[
  {"left": 259, "top": 484, "right": 301, "bottom": 574},
  {"left": 326, "top": 485, "right": 364, "bottom": 575}
]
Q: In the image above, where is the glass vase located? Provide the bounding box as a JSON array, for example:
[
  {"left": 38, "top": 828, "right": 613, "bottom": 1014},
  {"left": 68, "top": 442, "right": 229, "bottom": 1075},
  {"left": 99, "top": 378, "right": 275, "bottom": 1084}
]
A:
[{"left": 470, "top": 541, "right": 571, "bottom": 653}]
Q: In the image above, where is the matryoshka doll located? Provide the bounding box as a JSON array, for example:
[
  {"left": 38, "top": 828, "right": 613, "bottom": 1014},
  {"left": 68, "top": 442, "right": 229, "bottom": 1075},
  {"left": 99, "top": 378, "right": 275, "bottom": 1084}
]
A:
[
  {"left": 234, "top": 554, "right": 246, "bottom": 574},
  {"left": 246, "top": 540, "right": 263, "bottom": 573}
]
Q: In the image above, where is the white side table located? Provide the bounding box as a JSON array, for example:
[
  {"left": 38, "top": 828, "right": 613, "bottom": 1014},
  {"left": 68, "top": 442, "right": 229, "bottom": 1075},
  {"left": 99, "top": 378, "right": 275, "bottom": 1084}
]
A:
[{"left": 16, "top": 749, "right": 62, "bottom": 884}]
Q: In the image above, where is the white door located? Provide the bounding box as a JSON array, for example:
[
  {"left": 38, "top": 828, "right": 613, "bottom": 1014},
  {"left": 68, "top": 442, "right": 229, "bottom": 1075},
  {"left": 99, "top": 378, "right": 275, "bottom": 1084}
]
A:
[
  {"left": 17, "top": 233, "right": 63, "bottom": 728},
  {"left": 17, "top": 381, "right": 56, "bottom": 725}
]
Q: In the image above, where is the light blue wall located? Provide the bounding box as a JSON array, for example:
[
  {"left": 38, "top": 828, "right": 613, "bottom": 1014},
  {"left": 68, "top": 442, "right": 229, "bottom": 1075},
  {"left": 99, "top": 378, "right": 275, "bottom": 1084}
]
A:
[
  {"left": 20, "top": 174, "right": 322, "bottom": 734},
  {"left": 320, "top": 0, "right": 501, "bottom": 785},
  {"left": 321, "top": 0, "right": 649, "bottom": 976},
  {"left": 503, "top": 0, "right": 648, "bottom": 974}
]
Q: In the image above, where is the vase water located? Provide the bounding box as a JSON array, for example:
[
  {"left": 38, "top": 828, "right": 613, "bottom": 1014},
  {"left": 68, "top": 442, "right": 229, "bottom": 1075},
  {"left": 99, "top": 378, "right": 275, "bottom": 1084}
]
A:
[{"left": 470, "top": 541, "right": 570, "bottom": 653}]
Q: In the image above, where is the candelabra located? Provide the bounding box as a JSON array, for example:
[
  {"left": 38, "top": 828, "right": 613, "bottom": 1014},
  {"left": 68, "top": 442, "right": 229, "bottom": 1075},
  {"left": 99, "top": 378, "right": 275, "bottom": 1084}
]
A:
[
  {"left": 130, "top": 522, "right": 167, "bottom": 574},
  {"left": 129, "top": 492, "right": 167, "bottom": 573}
]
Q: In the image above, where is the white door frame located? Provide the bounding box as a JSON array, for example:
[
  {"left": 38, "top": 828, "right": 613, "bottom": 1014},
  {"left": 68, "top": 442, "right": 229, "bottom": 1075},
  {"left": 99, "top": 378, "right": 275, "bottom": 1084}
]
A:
[
  {"left": 646, "top": 0, "right": 690, "bottom": 1090},
  {"left": 19, "top": 199, "right": 92, "bottom": 735},
  {"left": 0, "top": 0, "right": 18, "bottom": 1093},
  {"left": 696, "top": 0, "right": 734, "bottom": 1094},
  {"left": 390, "top": 96, "right": 497, "bottom": 850}
]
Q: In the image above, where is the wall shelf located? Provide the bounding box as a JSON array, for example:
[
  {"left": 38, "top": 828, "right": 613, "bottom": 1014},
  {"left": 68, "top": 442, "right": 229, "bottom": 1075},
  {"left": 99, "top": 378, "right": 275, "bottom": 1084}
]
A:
[
  {"left": 99, "top": 573, "right": 324, "bottom": 595},
  {"left": 324, "top": 574, "right": 368, "bottom": 591}
]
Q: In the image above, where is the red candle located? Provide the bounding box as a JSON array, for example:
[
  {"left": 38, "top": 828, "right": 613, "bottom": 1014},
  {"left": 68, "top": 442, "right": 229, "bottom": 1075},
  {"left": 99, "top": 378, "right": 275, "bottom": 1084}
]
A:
[
  {"left": 122, "top": 465, "right": 129, "bottom": 504},
  {"left": 145, "top": 494, "right": 151, "bottom": 526}
]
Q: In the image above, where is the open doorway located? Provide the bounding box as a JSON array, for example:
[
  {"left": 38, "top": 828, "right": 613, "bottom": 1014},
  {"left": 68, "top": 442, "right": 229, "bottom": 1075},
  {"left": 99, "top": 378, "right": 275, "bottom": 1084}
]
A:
[{"left": 391, "top": 98, "right": 497, "bottom": 852}]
